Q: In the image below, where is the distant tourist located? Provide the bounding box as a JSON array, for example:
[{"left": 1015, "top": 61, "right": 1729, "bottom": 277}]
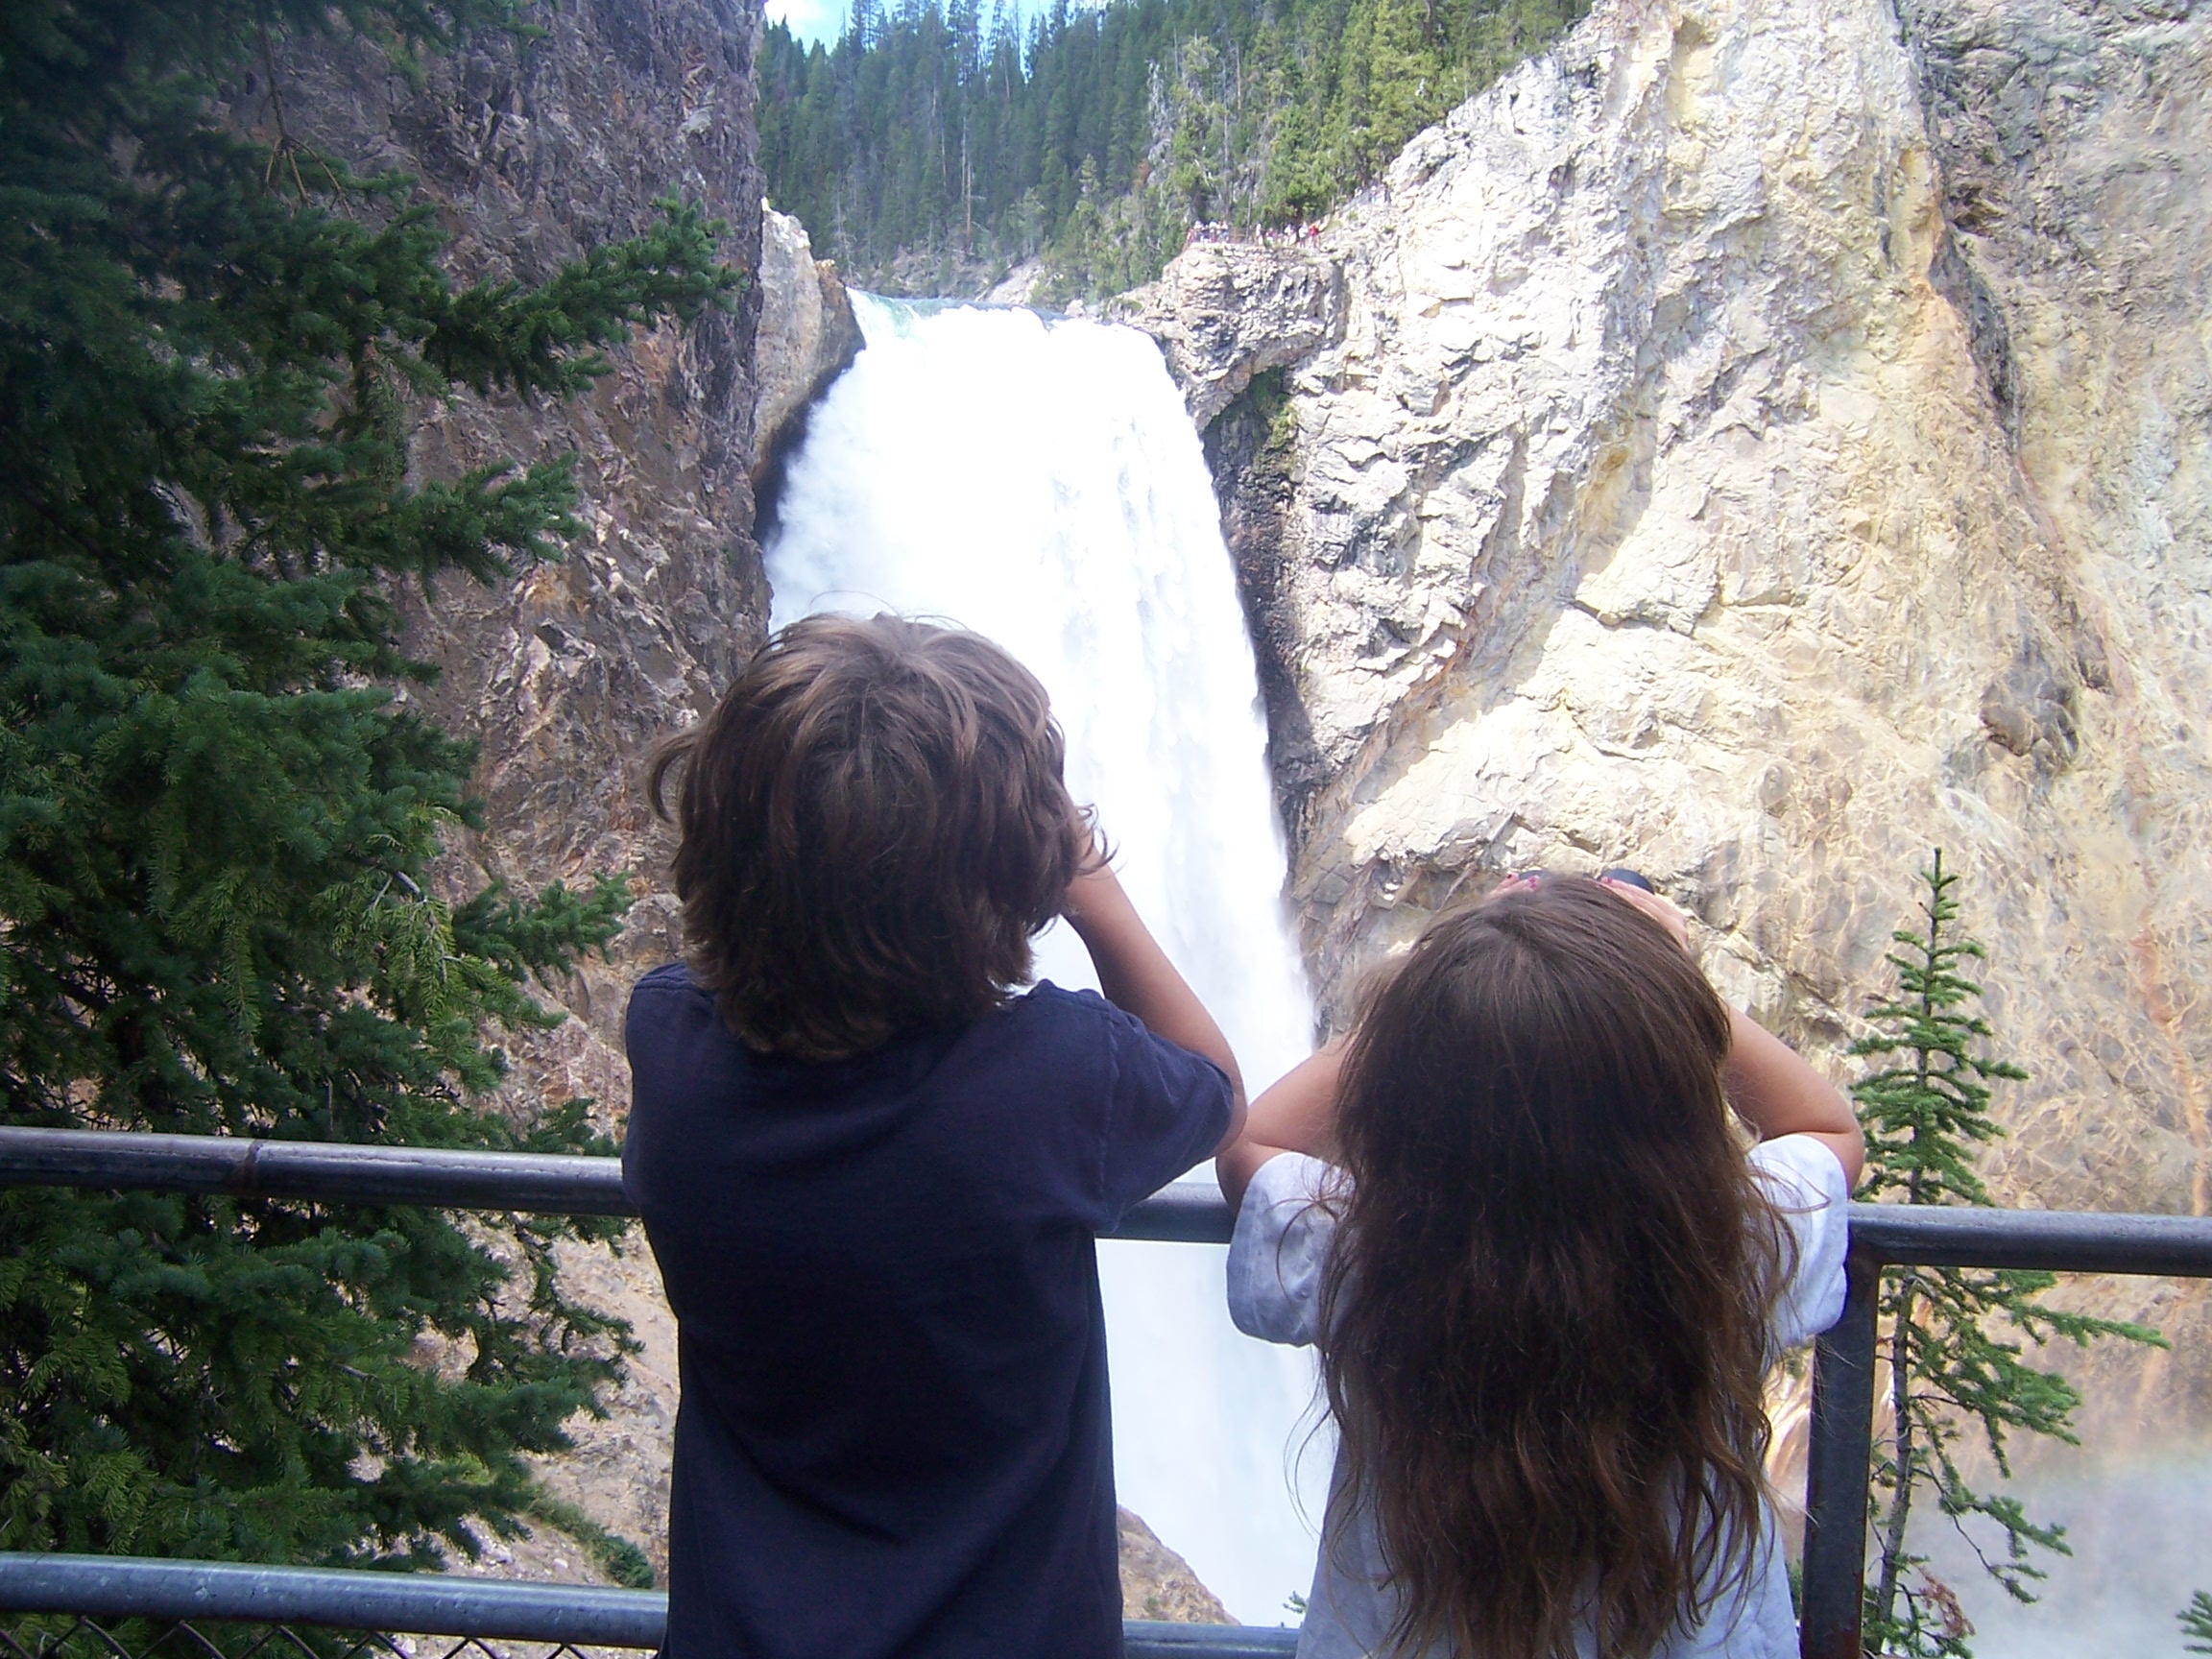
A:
[
  {"left": 626, "top": 614, "right": 1243, "bottom": 1659},
  {"left": 1220, "top": 873, "right": 1864, "bottom": 1659}
]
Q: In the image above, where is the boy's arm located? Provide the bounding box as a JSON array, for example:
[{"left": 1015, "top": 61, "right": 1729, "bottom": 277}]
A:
[
  {"left": 1216, "top": 1039, "right": 1345, "bottom": 1210},
  {"left": 1062, "top": 860, "right": 1246, "bottom": 1150},
  {"left": 1600, "top": 878, "right": 1865, "bottom": 1185}
]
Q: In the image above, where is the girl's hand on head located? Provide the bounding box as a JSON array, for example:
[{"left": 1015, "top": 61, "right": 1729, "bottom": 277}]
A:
[{"left": 1599, "top": 878, "right": 1691, "bottom": 951}]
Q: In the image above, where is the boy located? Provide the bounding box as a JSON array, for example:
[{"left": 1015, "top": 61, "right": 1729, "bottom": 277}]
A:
[{"left": 624, "top": 614, "right": 1245, "bottom": 1659}]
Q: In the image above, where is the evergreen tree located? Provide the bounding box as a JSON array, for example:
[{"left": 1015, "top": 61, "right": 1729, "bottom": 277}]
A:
[
  {"left": 0, "top": 0, "right": 735, "bottom": 1570},
  {"left": 1850, "top": 852, "right": 2163, "bottom": 1657},
  {"left": 757, "top": 0, "right": 1587, "bottom": 301}
]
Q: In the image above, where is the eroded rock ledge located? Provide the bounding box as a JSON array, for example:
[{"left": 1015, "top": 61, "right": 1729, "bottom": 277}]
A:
[{"left": 1117, "top": 244, "right": 1343, "bottom": 429}]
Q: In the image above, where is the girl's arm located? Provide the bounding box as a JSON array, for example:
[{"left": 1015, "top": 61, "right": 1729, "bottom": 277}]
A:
[
  {"left": 1218, "top": 878, "right": 1866, "bottom": 1209},
  {"left": 1722, "top": 1009, "right": 1865, "bottom": 1185},
  {"left": 1063, "top": 859, "right": 1248, "bottom": 1150},
  {"left": 1216, "top": 1039, "right": 1346, "bottom": 1209},
  {"left": 1601, "top": 878, "right": 1864, "bottom": 1185}
]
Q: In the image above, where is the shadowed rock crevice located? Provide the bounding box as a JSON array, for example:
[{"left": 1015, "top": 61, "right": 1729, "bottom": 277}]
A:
[{"left": 1206, "top": 368, "right": 1327, "bottom": 838}]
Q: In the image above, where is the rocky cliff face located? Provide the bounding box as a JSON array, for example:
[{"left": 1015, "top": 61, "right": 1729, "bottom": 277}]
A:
[
  {"left": 1127, "top": 0, "right": 2212, "bottom": 1430},
  {"left": 754, "top": 206, "right": 864, "bottom": 500},
  {"left": 249, "top": 0, "right": 772, "bottom": 1135}
]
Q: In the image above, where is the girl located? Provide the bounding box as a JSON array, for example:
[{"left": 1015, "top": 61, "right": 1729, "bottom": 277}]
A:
[{"left": 1221, "top": 875, "right": 1863, "bottom": 1659}]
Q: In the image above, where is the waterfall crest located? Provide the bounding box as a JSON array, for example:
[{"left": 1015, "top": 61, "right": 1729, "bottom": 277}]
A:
[{"left": 766, "top": 295, "right": 1327, "bottom": 1623}]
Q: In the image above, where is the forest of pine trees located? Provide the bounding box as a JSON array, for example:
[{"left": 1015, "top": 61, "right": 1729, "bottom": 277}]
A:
[{"left": 757, "top": 0, "right": 1588, "bottom": 301}]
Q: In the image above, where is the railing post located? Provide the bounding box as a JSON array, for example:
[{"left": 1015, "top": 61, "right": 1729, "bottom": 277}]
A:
[{"left": 1800, "top": 1249, "right": 1880, "bottom": 1659}]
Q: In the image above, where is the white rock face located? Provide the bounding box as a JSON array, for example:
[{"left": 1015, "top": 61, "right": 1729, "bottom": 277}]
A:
[
  {"left": 753, "top": 205, "right": 861, "bottom": 464},
  {"left": 1132, "top": 0, "right": 2212, "bottom": 1423}
]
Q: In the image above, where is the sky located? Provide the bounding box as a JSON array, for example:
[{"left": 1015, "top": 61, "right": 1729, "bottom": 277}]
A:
[
  {"left": 764, "top": 0, "right": 1052, "bottom": 49},
  {"left": 764, "top": 0, "right": 849, "bottom": 46}
]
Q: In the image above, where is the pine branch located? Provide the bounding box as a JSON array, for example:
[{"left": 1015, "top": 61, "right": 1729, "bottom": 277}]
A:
[
  {"left": 2181, "top": 1590, "right": 2212, "bottom": 1655},
  {"left": 421, "top": 200, "right": 743, "bottom": 397}
]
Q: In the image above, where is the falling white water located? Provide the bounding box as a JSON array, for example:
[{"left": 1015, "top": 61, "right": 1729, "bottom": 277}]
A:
[{"left": 766, "top": 295, "right": 1330, "bottom": 1623}]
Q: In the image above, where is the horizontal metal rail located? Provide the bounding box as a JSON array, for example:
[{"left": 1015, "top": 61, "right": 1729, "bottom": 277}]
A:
[
  {"left": 1793, "top": 1212, "right": 2212, "bottom": 1659},
  {"left": 9, "top": 1127, "right": 2212, "bottom": 1265},
  {"left": 0, "top": 1553, "right": 1298, "bottom": 1656},
  {"left": 0, "top": 1126, "right": 1234, "bottom": 1243},
  {"left": 0, "top": 1555, "right": 665, "bottom": 1649},
  {"left": 1843, "top": 1200, "right": 2212, "bottom": 1275},
  {"left": 6, "top": 1125, "right": 2210, "bottom": 1659}
]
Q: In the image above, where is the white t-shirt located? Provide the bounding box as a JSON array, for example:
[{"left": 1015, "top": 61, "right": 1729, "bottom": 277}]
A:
[{"left": 1227, "top": 1135, "right": 1852, "bottom": 1659}]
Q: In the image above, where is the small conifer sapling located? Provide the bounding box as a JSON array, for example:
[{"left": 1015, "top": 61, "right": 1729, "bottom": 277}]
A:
[{"left": 1850, "top": 851, "right": 2162, "bottom": 1657}]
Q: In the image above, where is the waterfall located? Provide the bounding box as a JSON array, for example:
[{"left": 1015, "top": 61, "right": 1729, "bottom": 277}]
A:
[{"left": 766, "top": 295, "right": 1328, "bottom": 1623}]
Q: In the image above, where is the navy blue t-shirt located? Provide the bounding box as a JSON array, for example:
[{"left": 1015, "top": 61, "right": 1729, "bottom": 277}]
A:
[{"left": 622, "top": 964, "right": 1233, "bottom": 1659}]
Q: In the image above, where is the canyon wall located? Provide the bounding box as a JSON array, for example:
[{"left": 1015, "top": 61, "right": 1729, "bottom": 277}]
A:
[
  {"left": 1127, "top": 0, "right": 2212, "bottom": 1430},
  {"left": 239, "top": 0, "right": 2212, "bottom": 1596},
  {"left": 247, "top": 0, "right": 770, "bottom": 1579},
  {"left": 754, "top": 207, "right": 864, "bottom": 483},
  {"left": 248, "top": 0, "right": 772, "bottom": 1131}
]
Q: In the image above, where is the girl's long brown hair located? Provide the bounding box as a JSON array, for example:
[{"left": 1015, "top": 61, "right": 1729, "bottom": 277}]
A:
[{"left": 1320, "top": 878, "right": 1787, "bottom": 1659}]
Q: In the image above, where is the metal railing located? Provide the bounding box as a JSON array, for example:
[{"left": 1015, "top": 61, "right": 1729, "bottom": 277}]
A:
[
  {"left": 0, "top": 1551, "right": 1294, "bottom": 1659},
  {"left": 4, "top": 1125, "right": 2211, "bottom": 1659}
]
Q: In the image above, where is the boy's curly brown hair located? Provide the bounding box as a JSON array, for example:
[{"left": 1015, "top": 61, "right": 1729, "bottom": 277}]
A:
[{"left": 648, "top": 613, "right": 1092, "bottom": 1060}]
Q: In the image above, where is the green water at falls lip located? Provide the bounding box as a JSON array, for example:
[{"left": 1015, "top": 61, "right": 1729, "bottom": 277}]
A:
[{"left": 763, "top": 297, "right": 1327, "bottom": 1623}]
